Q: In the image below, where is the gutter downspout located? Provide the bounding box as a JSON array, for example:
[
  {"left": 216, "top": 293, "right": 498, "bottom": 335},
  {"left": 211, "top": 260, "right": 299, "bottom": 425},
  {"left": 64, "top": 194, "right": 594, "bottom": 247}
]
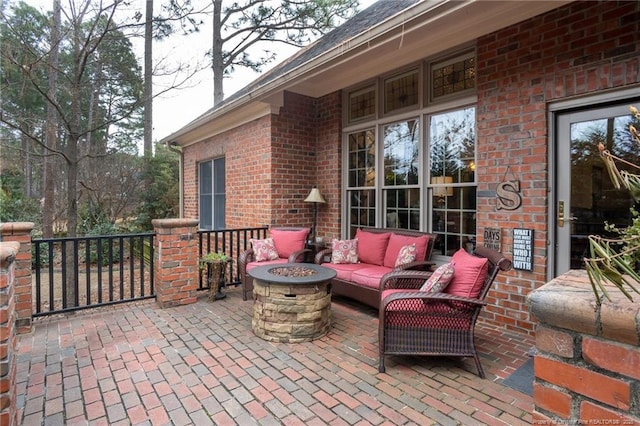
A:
[{"left": 166, "top": 141, "right": 184, "bottom": 218}]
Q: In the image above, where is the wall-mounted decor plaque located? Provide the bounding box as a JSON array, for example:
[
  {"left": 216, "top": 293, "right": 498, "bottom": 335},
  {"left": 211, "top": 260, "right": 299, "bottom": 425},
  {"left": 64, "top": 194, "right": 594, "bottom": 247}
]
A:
[
  {"left": 512, "top": 228, "right": 534, "bottom": 271},
  {"left": 484, "top": 227, "right": 501, "bottom": 251}
]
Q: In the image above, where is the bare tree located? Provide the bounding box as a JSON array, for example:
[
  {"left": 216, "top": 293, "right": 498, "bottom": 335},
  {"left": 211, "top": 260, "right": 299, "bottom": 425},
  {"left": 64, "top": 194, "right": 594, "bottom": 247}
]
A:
[
  {"left": 209, "top": 0, "right": 358, "bottom": 105},
  {"left": 43, "top": 0, "right": 61, "bottom": 238}
]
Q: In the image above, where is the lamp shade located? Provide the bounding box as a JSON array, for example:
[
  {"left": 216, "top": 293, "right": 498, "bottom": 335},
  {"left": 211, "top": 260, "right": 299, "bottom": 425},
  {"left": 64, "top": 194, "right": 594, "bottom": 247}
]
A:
[
  {"left": 304, "top": 187, "right": 326, "bottom": 203},
  {"left": 432, "top": 176, "right": 453, "bottom": 197}
]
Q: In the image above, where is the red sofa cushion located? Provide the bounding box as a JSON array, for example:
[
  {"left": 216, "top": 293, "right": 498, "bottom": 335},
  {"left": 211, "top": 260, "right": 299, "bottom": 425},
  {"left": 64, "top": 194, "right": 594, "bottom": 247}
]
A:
[
  {"left": 321, "top": 262, "right": 368, "bottom": 282},
  {"left": 351, "top": 265, "right": 392, "bottom": 289},
  {"left": 356, "top": 229, "right": 391, "bottom": 266},
  {"left": 445, "top": 249, "right": 489, "bottom": 299},
  {"left": 383, "top": 234, "right": 430, "bottom": 268},
  {"left": 270, "top": 228, "right": 308, "bottom": 258}
]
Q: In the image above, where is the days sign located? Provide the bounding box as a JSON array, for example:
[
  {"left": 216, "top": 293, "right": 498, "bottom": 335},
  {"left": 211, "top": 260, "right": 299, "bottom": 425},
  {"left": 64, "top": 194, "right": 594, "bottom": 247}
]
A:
[
  {"left": 512, "top": 228, "right": 534, "bottom": 271},
  {"left": 484, "top": 227, "right": 502, "bottom": 251}
]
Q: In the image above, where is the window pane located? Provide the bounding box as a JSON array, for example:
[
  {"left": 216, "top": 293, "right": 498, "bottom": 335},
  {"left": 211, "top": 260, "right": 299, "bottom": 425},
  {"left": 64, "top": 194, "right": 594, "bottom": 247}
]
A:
[
  {"left": 383, "top": 119, "right": 419, "bottom": 186},
  {"left": 432, "top": 186, "right": 477, "bottom": 256},
  {"left": 200, "top": 194, "right": 212, "bottom": 229},
  {"left": 429, "top": 107, "right": 477, "bottom": 255},
  {"left": 349, "top": 86, "right": 376, "bottom": 122},
  {"left": 199, "top": 162, "right": 212, "bottom": 194},
  {"left": 348, "top": 189, "right": 376, "bottom": 237},
  {"left": 429, "top": 107, "right": 476, "bottom": 183},
  {"left": 199, "top": 161, "right": 212, "bottom": 229},
  {"left": 347, "top": 130, "right": 375, "bottom": 188},
  {"left": 385, "top": 188, "right": 420, "bottom": 230},
  {"left": 198, "top": 158, "right": 225, "bottom": 230},
  {"left": 432, "top": 55, "right": 475, "bottom": 99},
  {"left": 213, "top": 158, "right": 225, "bottom": 192},
  {"left": 213, "top": 158, "right": 225, "bottom": 229},
  {"left": 384, "top": 70, "right": 419, "bottom": 114},
  {"left": 213, "top": 196, "right": 225, "bottom": 229}
]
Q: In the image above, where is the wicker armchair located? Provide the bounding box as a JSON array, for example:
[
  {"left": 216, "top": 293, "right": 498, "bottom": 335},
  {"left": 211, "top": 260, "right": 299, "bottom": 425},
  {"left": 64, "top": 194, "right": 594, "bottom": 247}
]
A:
[
  {"left": 238, "top": 227, "right": 311, "bottom": 301},
  {"left": 378, "top": 246, "right": 512, "bottom": 378}
]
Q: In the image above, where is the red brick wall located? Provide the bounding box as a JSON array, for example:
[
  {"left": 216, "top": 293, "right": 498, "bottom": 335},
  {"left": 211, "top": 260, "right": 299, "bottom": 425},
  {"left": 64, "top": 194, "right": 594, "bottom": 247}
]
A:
[
  {"left": 476, "top": 1, "right": 640, "bottom": 334},
  {"left": 314, "top": 91, "right": 343, "bottom": 241},
  {"left": 528, "top": 273, "right": 640, "bottom": 424},
  {"left": 182, "top": 1, "right": 638, "bottom": 335},
  {"left": 270, "top": 92, "right": 317, "bottom": 226},
  {"left": 183, "top": 114, "right": 273, "bottom": 227},
  {"left": 0, "top": 242, "right": 20, "bottom": 426},
  {"left": 183, "top": 91, "right": 343, "bottom": 233}
]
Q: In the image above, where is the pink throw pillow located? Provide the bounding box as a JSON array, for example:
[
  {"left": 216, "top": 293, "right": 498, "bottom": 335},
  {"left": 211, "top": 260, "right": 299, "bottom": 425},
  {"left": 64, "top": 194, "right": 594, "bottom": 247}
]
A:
[
  {"left": 394, "top": 244, "right": 417, "bottom": 267},
  {"left": 445, "top": 249, "right": 489, "bottom": 298},
  {"left": 251, "top": 238, "right": 279, "bottom": 262},
  {"left": 355, "top": 229, "right": 391, "bottom": 266},
  {"left": 331, "top": 239, "right": 359, "bottom": 264},
  {"left": 270, "top": 228, "right": 308, "bottom": 258},
  {"left": 383, "top": 234, "right": 430, "bottom": 268},
  {"left": 420, "top": 263, "right": 455, "bottom": 293}
]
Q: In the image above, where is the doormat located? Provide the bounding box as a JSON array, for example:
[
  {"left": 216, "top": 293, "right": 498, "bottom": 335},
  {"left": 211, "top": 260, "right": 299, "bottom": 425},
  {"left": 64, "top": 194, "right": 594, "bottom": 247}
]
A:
[{"left": 502, "top": 358, "right": 533, "bottom": 396}]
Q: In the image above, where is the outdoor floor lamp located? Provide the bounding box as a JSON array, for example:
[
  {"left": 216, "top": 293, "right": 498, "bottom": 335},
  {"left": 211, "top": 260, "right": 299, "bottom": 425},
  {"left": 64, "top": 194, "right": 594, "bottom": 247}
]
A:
[{"left": 304, "top": 187, "right": 326, "bottom": 243}]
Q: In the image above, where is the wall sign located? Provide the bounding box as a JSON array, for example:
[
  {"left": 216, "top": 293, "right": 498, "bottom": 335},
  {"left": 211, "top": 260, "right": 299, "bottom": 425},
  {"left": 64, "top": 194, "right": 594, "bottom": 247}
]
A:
[
  {"left": 483, "top": 227, "right": 501, "bottom": 251},
  {"left": 512, "top": 228, "right": 534, "bottom": 271},
  {"left": 496, "top": 180, "right": 522, "bottom": 210},
  {"left": 496, "top": 166, "right": 523, "bottom": 210}
]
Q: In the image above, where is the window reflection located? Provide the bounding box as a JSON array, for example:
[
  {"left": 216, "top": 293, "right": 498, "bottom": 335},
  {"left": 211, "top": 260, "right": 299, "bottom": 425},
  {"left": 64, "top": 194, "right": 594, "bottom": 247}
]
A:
[{"left": 430, "top": 107, "right": 477, "bottom": 254}]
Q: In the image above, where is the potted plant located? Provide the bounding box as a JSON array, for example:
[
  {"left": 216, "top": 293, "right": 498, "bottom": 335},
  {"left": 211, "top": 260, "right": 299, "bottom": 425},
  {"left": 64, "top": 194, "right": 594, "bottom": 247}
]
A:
[
  {"left": 200, "top": 251, "right": 229, "bottom": 301},
  {"left": 585, "top": 105, "right": 640, "bottom": 304}
]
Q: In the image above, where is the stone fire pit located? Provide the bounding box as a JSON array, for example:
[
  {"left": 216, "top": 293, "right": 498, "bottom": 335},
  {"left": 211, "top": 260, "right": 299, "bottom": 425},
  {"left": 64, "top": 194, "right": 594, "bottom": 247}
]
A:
[{"left": 248, "top": 263, "right": 336, "bottom": 343}]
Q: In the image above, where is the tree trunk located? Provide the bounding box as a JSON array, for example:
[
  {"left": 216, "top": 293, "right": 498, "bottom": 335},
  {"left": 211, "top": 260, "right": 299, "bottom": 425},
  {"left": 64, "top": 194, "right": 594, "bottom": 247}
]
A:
[
  {"left": 43, "top": 0, "right": 60, "bottom": 238},
  {"left": 143, "top": 0, "right": 153, "bottom": 156},
  {"left": 212, "top": 0, "right": 224, "bottom": 106}
]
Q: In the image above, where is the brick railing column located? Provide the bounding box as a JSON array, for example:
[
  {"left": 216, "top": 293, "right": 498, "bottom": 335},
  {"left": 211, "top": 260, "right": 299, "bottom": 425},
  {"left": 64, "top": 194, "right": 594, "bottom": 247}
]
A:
[
  {"left": 0, "top": 241, "right": 21, "bottom": 426},
  {"left": 527, "top": 270, "right": 640, "bottom": 425},
  {"left": 152, "top": 219, "right": 200, "bottom": 308},
  {"left": 0, "top": 222, "right": 34, "bottom": 334}
]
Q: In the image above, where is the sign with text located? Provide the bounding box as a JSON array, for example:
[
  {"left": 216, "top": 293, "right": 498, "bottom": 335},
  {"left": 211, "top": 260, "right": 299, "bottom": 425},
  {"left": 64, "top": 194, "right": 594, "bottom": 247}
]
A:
[
  {"left": 512, "top": 228, "right": 534, "bottom": 271},
  {"left": 483, "top": 227, "right": 501, "bottom": 251}
]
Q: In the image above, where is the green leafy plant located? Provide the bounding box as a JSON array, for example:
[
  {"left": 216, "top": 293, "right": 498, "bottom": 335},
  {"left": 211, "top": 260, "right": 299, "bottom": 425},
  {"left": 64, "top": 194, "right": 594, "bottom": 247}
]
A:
[
  {"left": 585, "top": 105, "right": 640, "bottom": 304},
  {"left": 199, "top": 251, "right": 228, "bottom": 269}
]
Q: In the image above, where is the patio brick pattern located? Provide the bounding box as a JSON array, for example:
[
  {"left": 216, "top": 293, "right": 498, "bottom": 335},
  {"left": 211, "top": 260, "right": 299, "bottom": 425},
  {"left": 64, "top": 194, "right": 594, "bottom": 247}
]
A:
[{"left": 16, "top": 287, "right": 533, "bottom": 425}]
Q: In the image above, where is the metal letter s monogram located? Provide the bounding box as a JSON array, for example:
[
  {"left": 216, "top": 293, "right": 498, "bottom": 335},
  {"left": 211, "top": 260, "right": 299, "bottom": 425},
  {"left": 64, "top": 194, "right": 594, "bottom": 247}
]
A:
[{"left": 496, "top": 180, "right": 522, "bottom": 210}]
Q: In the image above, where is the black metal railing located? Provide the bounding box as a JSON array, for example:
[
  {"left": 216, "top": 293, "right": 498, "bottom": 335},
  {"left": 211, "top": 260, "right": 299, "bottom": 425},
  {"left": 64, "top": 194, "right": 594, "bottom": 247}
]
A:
[
  {"left": 32, "top": 233, "right": 155, "bottom": 317},
  {"left": 30, "top": 226, "right": 270, "bottom": 316},
  {"left": 197, "top": 226, "right": 268, "bottom": 290}
]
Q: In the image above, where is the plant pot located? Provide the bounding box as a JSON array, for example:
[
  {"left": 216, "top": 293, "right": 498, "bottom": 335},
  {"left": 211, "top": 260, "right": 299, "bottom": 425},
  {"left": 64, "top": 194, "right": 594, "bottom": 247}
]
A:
[{"left": 203, "top": 260, "right": 228, "bottom": 301}]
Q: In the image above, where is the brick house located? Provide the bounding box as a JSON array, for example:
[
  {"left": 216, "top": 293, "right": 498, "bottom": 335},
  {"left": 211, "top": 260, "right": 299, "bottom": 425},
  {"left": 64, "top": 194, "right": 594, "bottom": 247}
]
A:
[{"left": 162, "top": 0, "right": 640, "bottom": 336}]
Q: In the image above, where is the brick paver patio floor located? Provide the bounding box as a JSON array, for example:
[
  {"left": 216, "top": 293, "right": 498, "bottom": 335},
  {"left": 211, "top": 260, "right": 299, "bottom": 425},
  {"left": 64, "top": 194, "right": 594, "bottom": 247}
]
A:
[{"left": 16, "top": 286, "right": 534, "bottom": 425}]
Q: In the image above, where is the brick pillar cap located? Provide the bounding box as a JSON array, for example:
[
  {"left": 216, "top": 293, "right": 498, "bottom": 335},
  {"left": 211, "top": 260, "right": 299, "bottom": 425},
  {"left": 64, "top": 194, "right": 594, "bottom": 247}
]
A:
[
  {"left": 152, "top": 218, "right": 199, "bottom": 229},
  {"left": 0, "top": 222, "right": 35, "bottom": 235},
  {"left": 527, "top": 270, "right": 640, "bottom": 345}
]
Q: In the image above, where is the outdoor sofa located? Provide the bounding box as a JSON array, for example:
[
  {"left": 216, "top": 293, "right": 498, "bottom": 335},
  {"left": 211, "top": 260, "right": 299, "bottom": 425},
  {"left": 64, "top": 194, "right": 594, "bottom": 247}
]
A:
[{"left": 314, "top": 227, "right": 438, "bottom": 309}]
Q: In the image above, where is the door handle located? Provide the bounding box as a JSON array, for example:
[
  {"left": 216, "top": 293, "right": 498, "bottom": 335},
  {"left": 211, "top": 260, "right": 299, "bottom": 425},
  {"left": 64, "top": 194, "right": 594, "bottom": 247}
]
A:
[{"left": 558, "top": 200, "right": 577, "bottom": 227}]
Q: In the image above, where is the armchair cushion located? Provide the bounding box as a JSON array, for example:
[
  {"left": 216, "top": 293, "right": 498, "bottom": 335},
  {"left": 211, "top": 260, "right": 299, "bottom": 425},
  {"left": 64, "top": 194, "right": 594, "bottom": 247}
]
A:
[
  {"left": 446, "top": 249, "right": 489, "bottom": 298},
  {"left": 395, "top": 244, "right": 417, "bottom": 267},
  {"left": 419, "top": 262, "right": 455, "bottom": 293},
  {"left": 271, "top": 228, "right": 308, "bottom": 258},
  {"left": 331, "top": 238, "right": 359, "bottom": 264},
  {"left": 356, "top": 229, "right": 391, "bottom": 266},
  {"left": 383, "top": 234, "right": 430, "bottom": 268},
  {"left": 250, "top": 238, "right": 279, "bottom": 262}
]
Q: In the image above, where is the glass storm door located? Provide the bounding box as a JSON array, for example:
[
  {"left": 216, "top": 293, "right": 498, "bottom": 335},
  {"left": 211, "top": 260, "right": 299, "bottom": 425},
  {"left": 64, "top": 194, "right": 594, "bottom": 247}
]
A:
[{"left": 555, "top": 103, "right": 639, "bottom": 276}]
